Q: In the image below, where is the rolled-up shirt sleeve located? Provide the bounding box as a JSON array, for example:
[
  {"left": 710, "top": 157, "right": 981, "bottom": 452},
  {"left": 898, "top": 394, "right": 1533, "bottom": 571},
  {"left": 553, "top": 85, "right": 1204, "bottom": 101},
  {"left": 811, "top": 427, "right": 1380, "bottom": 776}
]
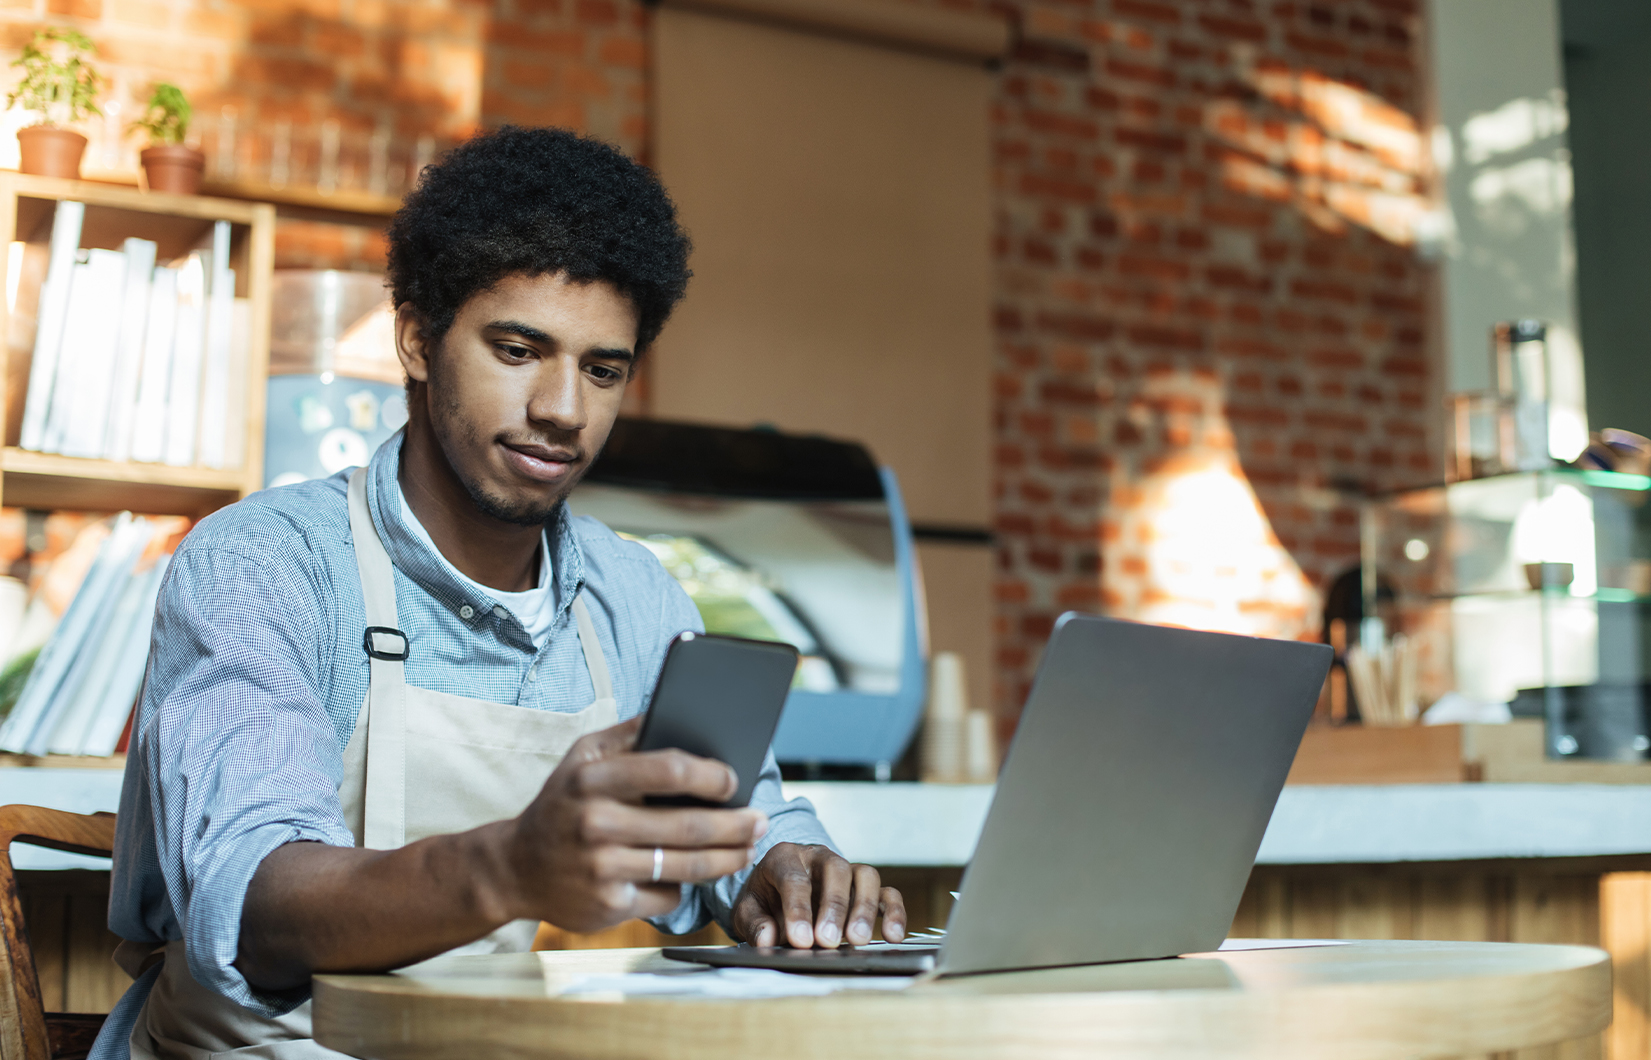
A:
[
  {"left": 636, "top": 573, "right": 837, "bottom": 938},
  {"left": 139, "top": 536, "right": 356, "bottom": 1015}
]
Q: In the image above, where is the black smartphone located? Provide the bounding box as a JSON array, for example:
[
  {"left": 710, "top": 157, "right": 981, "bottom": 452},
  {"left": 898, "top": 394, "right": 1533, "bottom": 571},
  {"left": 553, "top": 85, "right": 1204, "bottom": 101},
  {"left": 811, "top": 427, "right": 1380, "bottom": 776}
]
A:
[{"left": 634, "top": 632, "right": 800, "bottom": 808}]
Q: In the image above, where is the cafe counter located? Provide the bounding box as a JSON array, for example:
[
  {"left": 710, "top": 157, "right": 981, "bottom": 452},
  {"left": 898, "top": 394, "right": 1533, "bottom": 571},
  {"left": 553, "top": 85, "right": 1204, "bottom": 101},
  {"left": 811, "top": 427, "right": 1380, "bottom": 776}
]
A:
[{"left": 11, "top": 757, "right": 1651, "bottom": 1059}]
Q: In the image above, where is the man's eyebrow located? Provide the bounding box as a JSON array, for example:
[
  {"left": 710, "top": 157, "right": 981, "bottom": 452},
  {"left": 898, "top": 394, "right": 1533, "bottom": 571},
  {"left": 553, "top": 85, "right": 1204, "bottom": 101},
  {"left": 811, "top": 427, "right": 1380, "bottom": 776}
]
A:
[
  {"left": 484, "top": 320, "right": 634, "bottom": 361},
  {"left": 485, "top": 320, "right": 553, "bottom": 343}
]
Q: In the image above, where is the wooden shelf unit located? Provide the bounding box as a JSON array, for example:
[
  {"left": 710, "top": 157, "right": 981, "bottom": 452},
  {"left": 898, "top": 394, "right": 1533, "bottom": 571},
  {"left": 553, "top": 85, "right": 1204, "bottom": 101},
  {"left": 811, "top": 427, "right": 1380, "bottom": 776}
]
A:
[
  {"left": 200, "top": 178, "right": 400, "bottom": 222},
  {"left": 0, "top": 172, "right": 276, "bottom": 518}
]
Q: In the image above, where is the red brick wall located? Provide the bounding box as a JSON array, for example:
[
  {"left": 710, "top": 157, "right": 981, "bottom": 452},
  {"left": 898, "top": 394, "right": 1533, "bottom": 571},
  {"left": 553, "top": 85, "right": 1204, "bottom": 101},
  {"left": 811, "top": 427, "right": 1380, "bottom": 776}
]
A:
[
  {"left": 0, "top": 0, "right": 648, "bottom": 268},
  {"left": 0, "top": 0, "right": 645, "bottom": 151},
  {"left": 1, "top": 0, "right": 1435, "bottom": 722},
  {"left": 984, "top": 0, "right": 1434, "bottom": 717}
]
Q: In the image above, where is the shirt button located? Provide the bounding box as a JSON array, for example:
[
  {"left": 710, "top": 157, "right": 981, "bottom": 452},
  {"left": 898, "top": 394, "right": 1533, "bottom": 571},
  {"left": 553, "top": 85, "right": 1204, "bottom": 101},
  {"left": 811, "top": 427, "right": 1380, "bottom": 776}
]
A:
[
  {"left": 459, "top": 605, "right": 475, "bottom": 620},
  {"left": 527, "top": 670, "right": 537, "bottom": 682}
]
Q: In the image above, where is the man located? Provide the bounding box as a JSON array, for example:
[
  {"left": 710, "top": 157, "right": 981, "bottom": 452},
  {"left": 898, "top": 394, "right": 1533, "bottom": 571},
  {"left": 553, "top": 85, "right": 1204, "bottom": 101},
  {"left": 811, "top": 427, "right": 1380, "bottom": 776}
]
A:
[{"left": 92, "top": 126, "right": 906, "bottom": 1059}]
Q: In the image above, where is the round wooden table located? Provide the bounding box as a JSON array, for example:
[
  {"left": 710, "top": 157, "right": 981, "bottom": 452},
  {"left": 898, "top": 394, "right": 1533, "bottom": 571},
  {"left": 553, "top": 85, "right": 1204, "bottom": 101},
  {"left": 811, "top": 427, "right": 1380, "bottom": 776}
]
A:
[{"left": 313, "top": 941, "right": 1610, "bottom": 1060}]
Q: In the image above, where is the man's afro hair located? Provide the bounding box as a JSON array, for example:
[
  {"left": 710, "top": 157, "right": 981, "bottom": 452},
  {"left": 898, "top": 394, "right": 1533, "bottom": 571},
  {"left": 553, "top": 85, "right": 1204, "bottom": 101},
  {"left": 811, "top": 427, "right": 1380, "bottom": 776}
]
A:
[{"left": 386, "top": 126, "right": 691, "bottom": 354}]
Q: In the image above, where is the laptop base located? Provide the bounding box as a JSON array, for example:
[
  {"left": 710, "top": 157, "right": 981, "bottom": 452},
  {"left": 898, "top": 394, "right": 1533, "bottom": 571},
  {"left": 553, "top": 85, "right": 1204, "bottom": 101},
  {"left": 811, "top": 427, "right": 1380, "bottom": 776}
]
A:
[{"left": 662, "top": 943, "right": 938, "bottom": 975}]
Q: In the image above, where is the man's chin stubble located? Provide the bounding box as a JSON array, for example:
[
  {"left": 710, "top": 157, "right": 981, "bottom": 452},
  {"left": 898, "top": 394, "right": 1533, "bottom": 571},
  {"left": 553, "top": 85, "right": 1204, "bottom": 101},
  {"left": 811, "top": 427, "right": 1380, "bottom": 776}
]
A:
[{"left": 461, "top": 478, "right": 571, "bottom": 526}]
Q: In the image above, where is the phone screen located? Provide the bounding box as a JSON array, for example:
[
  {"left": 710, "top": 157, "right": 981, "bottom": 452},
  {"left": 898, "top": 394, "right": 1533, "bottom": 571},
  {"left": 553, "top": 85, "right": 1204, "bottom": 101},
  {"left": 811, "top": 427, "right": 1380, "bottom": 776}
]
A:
[{"left": 634, "top": 632, "right": 799, "bottom": 807}]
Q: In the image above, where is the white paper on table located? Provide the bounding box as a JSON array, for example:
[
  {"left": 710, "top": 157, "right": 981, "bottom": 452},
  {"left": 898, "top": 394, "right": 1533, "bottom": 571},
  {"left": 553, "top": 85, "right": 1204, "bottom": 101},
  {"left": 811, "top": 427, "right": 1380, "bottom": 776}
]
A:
[
  {"left": 1214, "top": 939, "right": 1352, "bottom": 952},
  {"left": 555, "top": 968, "right": 916, "bottom": 999}
]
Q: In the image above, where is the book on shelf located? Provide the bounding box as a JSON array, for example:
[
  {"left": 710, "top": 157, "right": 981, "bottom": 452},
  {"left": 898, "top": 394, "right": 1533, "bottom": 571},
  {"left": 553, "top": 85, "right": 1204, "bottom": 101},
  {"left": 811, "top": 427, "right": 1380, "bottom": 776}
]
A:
[
  {"left": 199, "top": 222, "right": 235, "bottom": 470},
  {"left": 0, "top": 513, "right": 149, "bottom": 754},
  {"left": 128, "top": 266, "right": 179, "bottom": 464},
  {"left": 44, "top": 248, "right": 127, "bottom": 456},
  {"left": 45, "top": 554, "right": 169, "bottom": 756},
  {"left": 99, "top": 238, "right": 160, "bottom": 463},
  {"left": 0, "top": 512, "right": 187, "bottom": 757},
  {"left": 226, "top": 298, "right": 251, "bottom": 470},
  {"left": 14, "top": 217, "right": 250, "bottom": 472},
  {"left": 163, "top": 252, "right": 206, "bottom": 467},
  {"left": 18, "top": 200, "right": 84, "bottom": 452}
]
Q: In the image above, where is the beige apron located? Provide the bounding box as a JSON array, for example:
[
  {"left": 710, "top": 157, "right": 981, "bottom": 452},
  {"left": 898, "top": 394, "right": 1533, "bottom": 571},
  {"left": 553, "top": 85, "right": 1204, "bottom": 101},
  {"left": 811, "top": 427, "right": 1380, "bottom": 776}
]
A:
[{"left": 127, "top": 468, "right": 618, "bottom": 1058}]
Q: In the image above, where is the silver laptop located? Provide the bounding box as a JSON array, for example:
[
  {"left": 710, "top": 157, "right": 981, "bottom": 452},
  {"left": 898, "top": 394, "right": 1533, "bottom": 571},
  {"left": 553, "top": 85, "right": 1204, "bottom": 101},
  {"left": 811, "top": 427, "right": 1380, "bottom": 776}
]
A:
[{"left": 665, "top": 612, "right": 1332, "bottom": 976}]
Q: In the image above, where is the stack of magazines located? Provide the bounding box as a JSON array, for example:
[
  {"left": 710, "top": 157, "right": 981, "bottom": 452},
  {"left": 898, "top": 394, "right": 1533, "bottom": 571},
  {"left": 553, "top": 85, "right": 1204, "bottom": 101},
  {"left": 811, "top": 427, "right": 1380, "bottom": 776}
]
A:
[{"left": 0, "top": 512, "right": 186, "bottom": 757}]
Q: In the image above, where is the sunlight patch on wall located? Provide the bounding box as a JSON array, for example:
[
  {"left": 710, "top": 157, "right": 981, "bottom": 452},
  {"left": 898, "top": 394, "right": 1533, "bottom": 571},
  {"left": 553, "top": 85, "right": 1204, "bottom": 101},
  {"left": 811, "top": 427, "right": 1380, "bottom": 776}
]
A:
[
  {"left": 1101, "top": 370, "right": 1319, "bottom": 641},
  {"left": 1204, "top": 55, "right": 1427, "bottom": 246}
]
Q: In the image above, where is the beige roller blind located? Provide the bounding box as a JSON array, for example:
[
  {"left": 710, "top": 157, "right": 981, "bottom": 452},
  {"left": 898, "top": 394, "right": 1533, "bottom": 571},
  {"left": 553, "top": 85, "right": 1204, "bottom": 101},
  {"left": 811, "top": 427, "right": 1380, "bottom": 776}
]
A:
[{"left": 651, "top": 5, "right": 994, "bottom": 528}]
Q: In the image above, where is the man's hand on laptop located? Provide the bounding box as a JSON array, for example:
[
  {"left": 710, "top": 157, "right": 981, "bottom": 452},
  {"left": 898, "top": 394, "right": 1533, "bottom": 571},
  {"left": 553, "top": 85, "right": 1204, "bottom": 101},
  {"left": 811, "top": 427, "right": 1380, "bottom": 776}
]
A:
[{"left": 732, "top": 843, "right": 907, "bottom": 948}]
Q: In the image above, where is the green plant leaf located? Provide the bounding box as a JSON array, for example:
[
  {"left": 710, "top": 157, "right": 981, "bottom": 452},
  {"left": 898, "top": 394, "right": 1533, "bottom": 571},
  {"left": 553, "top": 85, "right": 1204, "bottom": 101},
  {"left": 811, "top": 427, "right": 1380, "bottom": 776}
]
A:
[
  {"left": 132, "top": 81, "right": 191, "bottom": 145},
  {"left": 6, "top": 27, "right": 103, "bottom": 126},
  {"left": 0, "top": 646, "right": 41, "bottom": 724}
]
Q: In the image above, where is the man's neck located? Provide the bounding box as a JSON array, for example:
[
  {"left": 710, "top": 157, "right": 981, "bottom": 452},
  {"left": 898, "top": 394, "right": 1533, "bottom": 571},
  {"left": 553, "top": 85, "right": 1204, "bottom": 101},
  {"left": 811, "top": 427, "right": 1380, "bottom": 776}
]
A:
[{"left": 397, "top": 416, "right": 544, "bottom": 594}]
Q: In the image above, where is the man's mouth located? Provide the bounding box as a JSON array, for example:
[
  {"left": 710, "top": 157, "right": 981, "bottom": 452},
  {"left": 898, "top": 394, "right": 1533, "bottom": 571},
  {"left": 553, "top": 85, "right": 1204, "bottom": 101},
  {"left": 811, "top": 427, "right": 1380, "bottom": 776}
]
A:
[{"left": 499, "top": 440, "right": 582, "bottom": 483}]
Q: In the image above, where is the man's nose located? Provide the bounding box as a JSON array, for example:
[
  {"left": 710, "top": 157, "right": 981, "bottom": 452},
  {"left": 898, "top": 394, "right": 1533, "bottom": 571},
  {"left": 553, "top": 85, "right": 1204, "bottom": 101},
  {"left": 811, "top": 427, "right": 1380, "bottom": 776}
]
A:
[{"left": 527, "top": 357, "right": 587, "bottom": 431}]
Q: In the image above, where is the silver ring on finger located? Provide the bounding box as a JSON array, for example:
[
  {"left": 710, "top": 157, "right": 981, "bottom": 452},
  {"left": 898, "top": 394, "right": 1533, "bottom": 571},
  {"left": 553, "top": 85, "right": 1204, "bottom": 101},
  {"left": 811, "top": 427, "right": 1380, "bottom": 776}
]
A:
[{"left": 652, "top": 846, "right": 664, "bottom": 883}]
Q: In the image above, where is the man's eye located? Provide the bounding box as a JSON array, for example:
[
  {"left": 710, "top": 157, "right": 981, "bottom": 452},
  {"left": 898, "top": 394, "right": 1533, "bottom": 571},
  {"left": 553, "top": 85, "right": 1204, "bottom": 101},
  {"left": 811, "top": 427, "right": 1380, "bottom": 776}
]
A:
[
  {"left": 498, "top": 344, "right": 533, "bottom": 359},
  {"left": 588, "top": 364, "right": 623, "bottom": 382}
]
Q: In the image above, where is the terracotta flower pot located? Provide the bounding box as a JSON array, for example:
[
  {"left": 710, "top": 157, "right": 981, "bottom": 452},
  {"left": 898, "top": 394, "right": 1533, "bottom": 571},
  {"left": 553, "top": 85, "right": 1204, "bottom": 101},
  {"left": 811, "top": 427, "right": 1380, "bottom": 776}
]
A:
[
  {"left": 141, "top": 144, "right": 206, "bottom": 195},
  {"left": 16, "top": 126, "right": 87, "bottom": 179}
]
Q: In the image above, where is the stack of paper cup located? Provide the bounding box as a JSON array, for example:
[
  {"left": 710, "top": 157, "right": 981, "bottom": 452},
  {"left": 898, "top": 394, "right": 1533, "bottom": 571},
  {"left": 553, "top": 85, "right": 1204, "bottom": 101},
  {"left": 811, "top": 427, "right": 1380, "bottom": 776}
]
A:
[
  {"left": 922, "top": 653, "right": 998, "bottom": 783},
  {"left": 921, "top": 652, "right": 968, "bottom": 782},
  {"left": 963, "top": 709, "right": 997, "bottom": 783}
]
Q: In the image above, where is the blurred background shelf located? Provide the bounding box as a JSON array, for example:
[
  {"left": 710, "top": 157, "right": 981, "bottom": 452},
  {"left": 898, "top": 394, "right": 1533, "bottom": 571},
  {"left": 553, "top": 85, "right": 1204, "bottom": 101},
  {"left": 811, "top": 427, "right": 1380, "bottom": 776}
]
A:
[
  {"left": 0, "top": 173, "right": 276, "bottom": 517},
  {"left": 1287, "top": 720, "right": 1651, "bottom": 786},
  {"left": 200, "top": 179, "right": 400, "bottom": 224},
  {"left": 0, "top": 751, "right": 125, "bottom": 769},
  {"left": 0, "top": 449, "right": 245, "bottom": 517}
]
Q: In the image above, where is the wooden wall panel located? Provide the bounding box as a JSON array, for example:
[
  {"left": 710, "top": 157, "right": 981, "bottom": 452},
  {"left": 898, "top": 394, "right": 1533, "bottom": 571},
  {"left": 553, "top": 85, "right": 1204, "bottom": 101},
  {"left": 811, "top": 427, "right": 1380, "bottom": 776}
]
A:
[
  {"left": 652, "top": 6, "right": 994, "bottom": 529},
  {"left": 1603, "top": 874, "right": 1651, "bottom": 1060},
  {"left": 16, "top": 870, "right": 126, "bottom": 1015},
  {"left": 1236, "top": 868, "right": 1611, "bottom": 1060},
  {"left": 20, "top": 885, "right": 66, "bottom": 1012}
]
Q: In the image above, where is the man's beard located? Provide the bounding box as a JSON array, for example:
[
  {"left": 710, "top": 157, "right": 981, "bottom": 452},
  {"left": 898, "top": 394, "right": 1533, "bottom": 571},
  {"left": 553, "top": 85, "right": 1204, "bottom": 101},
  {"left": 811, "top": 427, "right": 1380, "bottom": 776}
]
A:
[{"left": 458, "top": 463, "right": 586, "bottom": 526}]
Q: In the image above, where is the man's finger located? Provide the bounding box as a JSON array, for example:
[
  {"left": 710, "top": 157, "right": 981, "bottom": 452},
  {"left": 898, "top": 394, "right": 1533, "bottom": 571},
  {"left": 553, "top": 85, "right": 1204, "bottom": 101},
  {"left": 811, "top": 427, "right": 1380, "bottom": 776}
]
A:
[
  {"left": 629, "top": 883, "right": 684, "bottom": 921},
  {"left": 573, "top": 748, "right": 738, "bottom": 803},
  {"left": 594, "top": 844, "right": 756, "bottom": 885},
  {"left": 577, "top": 800, "right": 767, "bottom": 849},
  {"left": 844, "top": 865, "right": 882, "bottom": 946},
  {"left": 776, "top": 858, "right": 816, "bottom": 949},
  {"left": 563, "top": 717, "right": 643, "bottom": 769},
  {"left": 812, "top": 855, "right": 853, "bottom": 948},
  {"left": 732, "top": 892, "right": 779, "bottom": 948},
  {"left": 879, "top": 885, "right": 907, "bottom": 942}
]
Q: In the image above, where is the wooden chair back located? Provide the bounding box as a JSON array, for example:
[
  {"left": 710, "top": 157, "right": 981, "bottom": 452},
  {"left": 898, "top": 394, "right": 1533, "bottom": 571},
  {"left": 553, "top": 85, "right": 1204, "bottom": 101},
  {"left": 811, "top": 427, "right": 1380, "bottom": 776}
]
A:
[{"left": 0, "top": 805, "right": 117, "bottom": 1060}]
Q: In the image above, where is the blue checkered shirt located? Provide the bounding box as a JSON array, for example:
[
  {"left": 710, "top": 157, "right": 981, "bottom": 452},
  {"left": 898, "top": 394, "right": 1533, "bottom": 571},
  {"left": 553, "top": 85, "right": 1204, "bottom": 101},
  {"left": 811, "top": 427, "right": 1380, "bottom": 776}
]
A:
[{"left": 92, "top": 431, "right": 832, "bottom": 1055}]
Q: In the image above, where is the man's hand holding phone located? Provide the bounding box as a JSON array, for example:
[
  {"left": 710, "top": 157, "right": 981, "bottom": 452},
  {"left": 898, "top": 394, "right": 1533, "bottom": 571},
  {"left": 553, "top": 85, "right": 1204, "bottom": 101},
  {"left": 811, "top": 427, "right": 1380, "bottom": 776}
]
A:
[
  {"left": 506, "top": 715, "right": 907, "bottom": 948},
  {"left": 506, "top": 717, "right": 769, "bottom": 932}
]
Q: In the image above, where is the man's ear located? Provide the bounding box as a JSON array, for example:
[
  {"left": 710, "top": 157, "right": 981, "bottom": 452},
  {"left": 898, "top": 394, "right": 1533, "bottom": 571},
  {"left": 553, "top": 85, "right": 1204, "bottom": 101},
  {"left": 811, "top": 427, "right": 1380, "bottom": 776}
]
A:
[{"left": 395, "top": 303, "right": 433, "bottom": 386}]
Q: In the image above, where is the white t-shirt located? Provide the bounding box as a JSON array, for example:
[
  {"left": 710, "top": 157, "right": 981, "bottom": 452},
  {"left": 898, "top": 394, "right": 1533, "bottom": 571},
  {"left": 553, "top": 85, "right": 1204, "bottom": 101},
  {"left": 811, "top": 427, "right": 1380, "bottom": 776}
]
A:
[{"left": 398, "top": 489, "right": 558, "bottom": 647}]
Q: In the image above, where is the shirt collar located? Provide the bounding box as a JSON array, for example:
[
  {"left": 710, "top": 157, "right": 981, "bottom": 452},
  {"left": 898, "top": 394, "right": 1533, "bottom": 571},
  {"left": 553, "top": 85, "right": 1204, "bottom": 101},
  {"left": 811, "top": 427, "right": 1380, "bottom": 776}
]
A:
[{"left": 364, "top": 431, "right": 587, "bottom": 648}]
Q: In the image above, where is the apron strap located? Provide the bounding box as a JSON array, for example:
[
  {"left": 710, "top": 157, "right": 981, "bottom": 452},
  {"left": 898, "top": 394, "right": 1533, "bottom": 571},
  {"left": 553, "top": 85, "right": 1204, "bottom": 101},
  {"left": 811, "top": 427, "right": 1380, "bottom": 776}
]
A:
[
  {"left": 571, "top": 595, "right": 615, "bottom": 702},
  {"left": 347, "top": 468, "right": 408, "bottom": 850}
]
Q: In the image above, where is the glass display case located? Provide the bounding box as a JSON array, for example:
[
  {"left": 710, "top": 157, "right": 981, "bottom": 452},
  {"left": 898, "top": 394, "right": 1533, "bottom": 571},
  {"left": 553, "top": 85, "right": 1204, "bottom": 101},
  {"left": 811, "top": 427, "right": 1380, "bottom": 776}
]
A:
[
  {"left": 1364, "top": 468, "right": 1651, "bottom": 759},
  {"left": 569, "top": 418, "right": 927, "bottom": 772}
]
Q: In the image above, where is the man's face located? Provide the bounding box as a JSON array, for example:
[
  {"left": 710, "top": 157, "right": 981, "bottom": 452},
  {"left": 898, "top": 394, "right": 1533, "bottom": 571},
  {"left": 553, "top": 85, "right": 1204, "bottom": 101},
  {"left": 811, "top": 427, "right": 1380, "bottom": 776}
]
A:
[{"left": 398, "top": 271, "right": 639, "bottom": 525}]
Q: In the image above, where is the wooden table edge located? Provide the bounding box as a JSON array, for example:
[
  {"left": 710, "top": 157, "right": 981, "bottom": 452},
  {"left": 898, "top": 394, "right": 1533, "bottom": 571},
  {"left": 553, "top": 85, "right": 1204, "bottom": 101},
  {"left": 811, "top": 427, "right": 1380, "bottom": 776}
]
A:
[{"left": 314, "top": 941, "right": 1613, "bottom": 1060}]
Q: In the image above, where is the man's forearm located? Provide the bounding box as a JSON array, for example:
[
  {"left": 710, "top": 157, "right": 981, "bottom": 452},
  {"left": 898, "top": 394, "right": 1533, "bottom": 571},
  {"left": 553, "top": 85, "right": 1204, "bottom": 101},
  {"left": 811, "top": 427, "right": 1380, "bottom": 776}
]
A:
[{"left": 236, "top": 821, "right": 520, "bottom": 992}]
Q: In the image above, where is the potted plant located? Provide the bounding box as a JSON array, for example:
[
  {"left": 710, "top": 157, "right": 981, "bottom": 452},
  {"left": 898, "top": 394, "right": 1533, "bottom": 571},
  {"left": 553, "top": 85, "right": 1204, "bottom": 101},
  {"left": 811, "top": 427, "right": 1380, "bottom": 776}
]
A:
[
  {"left": 133, "top": 82, "right": 204, "bottom": 194},
  {"left": 6, "top": 27, "right": 102, "bottom": 179}
]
